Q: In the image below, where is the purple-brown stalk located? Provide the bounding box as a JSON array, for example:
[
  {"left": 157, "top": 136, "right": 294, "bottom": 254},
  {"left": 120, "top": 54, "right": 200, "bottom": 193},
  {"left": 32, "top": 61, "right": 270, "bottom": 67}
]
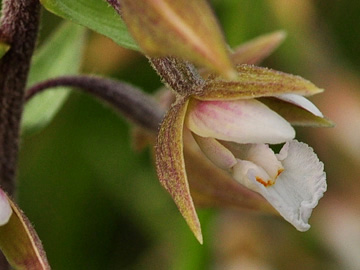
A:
[
  {"left": 0, "top": 1, "right": 41, "bottom": 268},
  {"left": 0, "top": 0, "right": 41, "bottom": 195},
  {"left": 26, "top": 75, "right": 165, "bottom": 132}
]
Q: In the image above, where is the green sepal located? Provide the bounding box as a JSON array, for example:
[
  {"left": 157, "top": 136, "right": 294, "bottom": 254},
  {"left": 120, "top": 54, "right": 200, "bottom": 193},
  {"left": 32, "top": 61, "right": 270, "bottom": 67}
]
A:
[
  {"left": 259, "top": 97, "right": 334, "bottom": 127},
  {"left": 156, "top": 97, "right": 203, "bottom": 244},
  {"left": 0, "top": 196, "right": 50, "bottom": 270},
  {"left": 195, "top": 65, "right": 323, "bottom": 100}
]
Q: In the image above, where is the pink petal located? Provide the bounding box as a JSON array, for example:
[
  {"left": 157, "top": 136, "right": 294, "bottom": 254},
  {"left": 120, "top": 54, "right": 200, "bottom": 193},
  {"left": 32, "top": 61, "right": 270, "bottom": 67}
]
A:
[{"left": 186, "top": 99, "right": 295, "bottom": 144}]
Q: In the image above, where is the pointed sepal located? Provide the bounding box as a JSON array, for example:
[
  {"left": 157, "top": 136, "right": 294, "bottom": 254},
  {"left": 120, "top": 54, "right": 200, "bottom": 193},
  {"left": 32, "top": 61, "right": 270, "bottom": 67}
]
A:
[
  {"left": 197, "top": 65, "right": 323, "bottom": 100},
  {"left": 155, "top": 98, "right": 203, "bottom": 243},
  {"left": 120, "top": 0, "right": 236, "bottom": 79},
  {"left": 0, "top": 192, "right": 50, "bottom": 270},
  {"left": 259, "top": 95, "right": 334, "bottom": 127}
]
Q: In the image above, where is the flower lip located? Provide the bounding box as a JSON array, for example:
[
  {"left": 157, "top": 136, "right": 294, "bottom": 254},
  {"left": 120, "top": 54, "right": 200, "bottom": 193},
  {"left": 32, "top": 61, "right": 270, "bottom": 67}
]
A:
[
  {"left": 186, "top": 98, "right": 296, "bottom": 145},
  {"left": 232, "top": 140, "right": 326, "bottom": 231}
]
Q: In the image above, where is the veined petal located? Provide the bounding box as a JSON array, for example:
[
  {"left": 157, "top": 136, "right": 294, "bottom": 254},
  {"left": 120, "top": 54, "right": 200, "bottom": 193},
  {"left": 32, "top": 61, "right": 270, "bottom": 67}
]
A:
[
  {"left": 192, "top": 134, "right": 237, "bottom": 170},
  {"left": 276, "top": 94, "right": 323, "bottom": 117},
  {"left": 196, "top": 65, "right": 323, "bottom": 100},
  {"left": 0, "top": 189, "right": 12, "bottom": 226},
  {"left": 186, "top": 98, "right": 295, "bottom": 144},
  {"left": 155, "top": 98, "right": 203, "bottom": 243},
  {"left": 233, "top": 140, "right": 326, "bottom": 231}
]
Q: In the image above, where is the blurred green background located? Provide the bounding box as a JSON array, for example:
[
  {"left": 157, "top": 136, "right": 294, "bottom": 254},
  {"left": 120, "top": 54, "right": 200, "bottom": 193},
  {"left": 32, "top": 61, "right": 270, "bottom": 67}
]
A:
[{"left": 5, "top": 0, "right": 360, "bottom": 269}]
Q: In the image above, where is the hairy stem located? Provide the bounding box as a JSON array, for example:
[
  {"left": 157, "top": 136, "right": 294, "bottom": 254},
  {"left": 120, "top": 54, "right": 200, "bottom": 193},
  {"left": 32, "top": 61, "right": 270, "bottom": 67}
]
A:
[
  {"left": 150, "top": 57, "right": 205, "bottom": 96},
  {"left": 26, "top": 75, "right": 164, "bottom": 132},
  {"left": 0, "top": 0, "right": 41, "bottom": 195}
]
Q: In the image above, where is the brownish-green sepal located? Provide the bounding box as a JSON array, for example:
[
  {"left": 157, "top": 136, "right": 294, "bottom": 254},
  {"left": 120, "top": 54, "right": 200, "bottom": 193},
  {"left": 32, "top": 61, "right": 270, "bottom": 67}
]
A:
[
  {"left": 195, "top": 64, "right": 323, "bottom": 100},
  {"left": 120, "top": 0, "right": 236, "bottom": 80},
  {"left": 231, "top": 31, "right": 286, "bottom": 65},
  {"left": 155, "top": 98, "right": 203, "bottom": 244},
  {"left": 0, "top": 197, "right": 50, "bottom": 270},
  {"left": 259, "top": 97, "right": 334, "bottom": 127},
  {"left": 0, "top": 42, "right": 10, "bottom": 59}
]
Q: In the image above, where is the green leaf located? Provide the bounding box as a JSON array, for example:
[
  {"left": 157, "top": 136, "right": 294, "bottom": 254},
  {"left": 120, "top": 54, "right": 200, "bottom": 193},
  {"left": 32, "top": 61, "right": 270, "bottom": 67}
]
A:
[
  {"left": 40, "top": 0, "right": 139, "bottom": 50},
  {"left": 0, "top": 42, "right": 10, "bottom": 59},
  {"left": 22, "top": 22, "right": 86, "bottom": 134}
]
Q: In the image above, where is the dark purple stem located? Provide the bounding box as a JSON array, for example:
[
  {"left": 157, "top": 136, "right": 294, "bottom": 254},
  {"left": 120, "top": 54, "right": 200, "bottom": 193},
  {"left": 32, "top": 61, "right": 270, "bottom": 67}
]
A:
[
  {"left": 0, "top": 1, "right": 41, "bottom": 268},
  {"left": 0, "top": 0, "right": 41, "bottom": 195},
  {"left": 25, "top": 75, "right": 164, "bottom": 132}
]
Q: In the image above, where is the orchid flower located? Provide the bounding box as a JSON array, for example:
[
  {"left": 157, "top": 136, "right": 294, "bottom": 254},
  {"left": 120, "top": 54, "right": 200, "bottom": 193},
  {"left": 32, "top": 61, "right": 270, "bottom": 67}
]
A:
[{"left": 154, "top": 41, "right": 333, "bottom": 243}]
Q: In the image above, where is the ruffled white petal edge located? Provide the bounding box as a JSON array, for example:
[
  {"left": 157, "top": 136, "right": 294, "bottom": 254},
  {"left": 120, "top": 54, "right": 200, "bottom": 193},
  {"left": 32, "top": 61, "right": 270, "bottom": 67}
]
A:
[
  {"left": 233, "top": 140, "right": 326, "bottom": 231},
  {"left": 276, "top": 94, "right": 324, "bottom": 117},
  {"left": 0, "top": 189, "right": 12, "bottom": 226},
  {"left": 186, "top": 99, "right": 295, "bottom": 144}
]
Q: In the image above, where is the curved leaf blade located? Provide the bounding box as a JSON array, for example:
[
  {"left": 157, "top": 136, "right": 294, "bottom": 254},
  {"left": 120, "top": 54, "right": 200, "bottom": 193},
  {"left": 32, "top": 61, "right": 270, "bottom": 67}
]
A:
[{"left": 40, "top": 0, "right": 139, "bottom": 50}]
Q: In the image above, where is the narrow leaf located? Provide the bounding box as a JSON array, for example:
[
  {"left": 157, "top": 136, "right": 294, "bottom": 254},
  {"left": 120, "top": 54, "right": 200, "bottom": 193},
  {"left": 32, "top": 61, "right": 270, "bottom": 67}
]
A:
[
  {"left": 121, "top": 0, "right": 236, "bottom": 79},
  {"left": 40, "top": 0, "right": 138, "bottom": 50},
  {"left": 0, "top": 195, "right": 50, "bottom": 270},
  {"left": 259, "top": 97, "right": 334, "bottom": 127},
  {"left": 22, "top": 22, "right": 86, "bottom": 134},
  {"left": 196, "top": 65, "right": 323, "bottom": 100},
  {"left": 0, "top": 42, "right": 10, "bottom": 59},
  {"left": 156, "top": 98, "right": 203, "bottom": 243}
]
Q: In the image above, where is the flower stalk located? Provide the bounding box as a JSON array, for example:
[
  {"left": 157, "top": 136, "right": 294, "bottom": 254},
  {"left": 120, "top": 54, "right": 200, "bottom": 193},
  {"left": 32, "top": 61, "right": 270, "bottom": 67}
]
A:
[{"left": 26, "top": 75, "right": 165, "bottom": 132}]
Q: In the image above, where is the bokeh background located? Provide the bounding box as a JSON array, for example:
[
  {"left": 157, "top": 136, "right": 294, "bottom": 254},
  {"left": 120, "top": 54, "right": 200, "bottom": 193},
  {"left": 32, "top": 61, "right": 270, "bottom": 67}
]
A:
[{"left": 9, "top": 0, "right": 360, "bottom": 269}]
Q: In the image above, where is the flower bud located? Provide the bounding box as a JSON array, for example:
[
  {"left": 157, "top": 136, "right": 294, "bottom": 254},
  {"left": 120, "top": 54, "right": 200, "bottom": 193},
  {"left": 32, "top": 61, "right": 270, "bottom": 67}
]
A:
[{"left": 120, "top": 0, "right": 236, "bottom": 79}]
